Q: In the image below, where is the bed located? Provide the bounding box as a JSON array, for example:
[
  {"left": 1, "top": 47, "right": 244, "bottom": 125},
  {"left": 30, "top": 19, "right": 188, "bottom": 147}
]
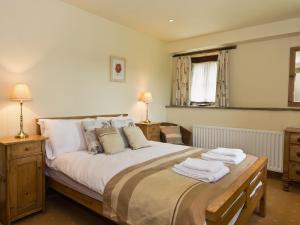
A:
[{"left": 37, "top": 114, "right": 267, "bottom": 225}]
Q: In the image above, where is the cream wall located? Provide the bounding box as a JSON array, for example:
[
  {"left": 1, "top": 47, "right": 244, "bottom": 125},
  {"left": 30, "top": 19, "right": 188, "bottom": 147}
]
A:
[
  {"left": 167, "top": 108, "right": 300, "bottom": 131},
  {"left": 166, "top": 34, "right": 300, "bottom": 131},
  {"left": 229, "top": 34, "right": 300, "bottom": 107},
  {"left": 167, "top": 17, "right": 300, "bottom": 53},
  {"left": 0, "top": 0, "right": 170, "bottom": 137}
]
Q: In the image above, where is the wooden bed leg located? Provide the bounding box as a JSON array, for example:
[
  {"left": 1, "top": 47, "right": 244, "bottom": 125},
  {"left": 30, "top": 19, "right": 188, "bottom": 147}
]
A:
[
  {"left": 257, "top": 194, "right": 266, "bottom": 217},
  {"left": 282, "top": 180, "right": 290, "bottom": 192},
  {"left": 257, "top": 166, "right": 267, "bottom": 217}
]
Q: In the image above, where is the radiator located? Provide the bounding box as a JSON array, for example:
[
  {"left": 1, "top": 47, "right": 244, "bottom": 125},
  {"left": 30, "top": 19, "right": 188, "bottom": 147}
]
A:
[{"left": 193, "top": 125, "right": 284, "bottom": 172}]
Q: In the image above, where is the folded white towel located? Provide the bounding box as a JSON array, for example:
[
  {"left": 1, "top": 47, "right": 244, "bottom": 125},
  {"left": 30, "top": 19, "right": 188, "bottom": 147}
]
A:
[
  {"left": 182, "top": 157, "right": 225, "bottom": 173},
  {"left": 202, "top": 152, "right": 246, "bottom": 165},
  {"left": 172, "top": 164, "right": 230, "bottom": 183},
  {"left": 210, "top": 148, "right": 244, "bottom": 157}
]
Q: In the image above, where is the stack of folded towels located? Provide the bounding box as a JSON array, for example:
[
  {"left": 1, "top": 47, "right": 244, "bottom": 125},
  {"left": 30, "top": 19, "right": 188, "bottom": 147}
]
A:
[
  {"left": 172, "top": 157, "right": 230, "bottom": 183},
  {"left": 202, "top": 147, "right": 246, "bottom": 165}
]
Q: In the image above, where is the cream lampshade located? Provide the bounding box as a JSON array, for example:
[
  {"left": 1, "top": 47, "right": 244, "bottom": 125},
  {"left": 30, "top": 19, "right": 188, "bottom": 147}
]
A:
[
  {"left": 142, "top": 92, "right": 153, "bottom": 123},
  {"left": 9, "top": 84, "right": 32, "bottom": 139}
]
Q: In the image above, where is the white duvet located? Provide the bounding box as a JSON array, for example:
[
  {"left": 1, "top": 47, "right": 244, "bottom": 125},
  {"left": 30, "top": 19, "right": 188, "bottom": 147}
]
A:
[{"left": 47, "top": 141, "right": 189, "bottom": 195}]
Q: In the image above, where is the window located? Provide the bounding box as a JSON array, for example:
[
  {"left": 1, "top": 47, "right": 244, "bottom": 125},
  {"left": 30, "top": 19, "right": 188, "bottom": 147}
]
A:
[
  {"left": 190, "top": 55, "right": 218, "bottom": 104},
  {"left": 289, "top": 47, "right": 300, "bottom": 106}
]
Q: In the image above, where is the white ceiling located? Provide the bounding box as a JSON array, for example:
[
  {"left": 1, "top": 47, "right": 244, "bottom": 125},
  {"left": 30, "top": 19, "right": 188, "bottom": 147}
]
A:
[{"left": 63, "top": 0, "right": 300, "bottom": 41}]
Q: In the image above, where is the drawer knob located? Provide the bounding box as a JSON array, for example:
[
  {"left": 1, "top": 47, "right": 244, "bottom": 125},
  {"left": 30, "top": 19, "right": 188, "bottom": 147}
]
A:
[
  {"left": 297, "top": 138, "right": 300, "bottom": 142},
  {"left": 297, "top": 152, "right": 300, "bottom": 157},
  {"left": 24, "top": 147, "right": 30, "bottom": 151},
  {"left": 296, "top": 171, "right": 300, "bottom": 176}
]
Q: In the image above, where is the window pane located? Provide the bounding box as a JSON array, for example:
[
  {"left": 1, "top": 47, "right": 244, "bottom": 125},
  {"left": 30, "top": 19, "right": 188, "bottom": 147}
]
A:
[
  {"left": 294, "top": 73, "right": 300, "bottom": 102},
  {"left": 191, "top": 61, "right": 218, "bottom": 103}
]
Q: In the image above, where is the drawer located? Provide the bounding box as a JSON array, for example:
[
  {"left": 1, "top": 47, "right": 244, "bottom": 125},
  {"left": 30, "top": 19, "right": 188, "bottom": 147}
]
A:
[
  {"left": 290, "top": 145, "right": 300, "bottom": 162},
  {"left": 11, "top": 142, "right": 42, "bottom": 159},
  {"left": 289, "top": 163, "right": 300, "bottom": 181},
  {"left": 290, "top": 133, "right": 300, "bottom": 145}
]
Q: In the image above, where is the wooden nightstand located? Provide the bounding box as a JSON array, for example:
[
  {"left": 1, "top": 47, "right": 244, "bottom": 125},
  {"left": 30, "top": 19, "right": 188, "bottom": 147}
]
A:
[
  {"left": 136, "top": 122, "right": 161, "bottom": 142},
  {"left": 283, "top": 127, "right": 300, "bottom": 191},
  {"left": 0, "top": 135, "right": 47, "bottom": 225}
]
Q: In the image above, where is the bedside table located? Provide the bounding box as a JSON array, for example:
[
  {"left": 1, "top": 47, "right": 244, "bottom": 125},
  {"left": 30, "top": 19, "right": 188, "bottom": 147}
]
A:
[
  {"left": 0, "top": 135, "right": 47, "bottom": 225},
  {"left": 282, "top": 128, "right": 300, "bottom": 191},
  {"left": 136, "top": 122, "right": 161, "bottom": 141}
]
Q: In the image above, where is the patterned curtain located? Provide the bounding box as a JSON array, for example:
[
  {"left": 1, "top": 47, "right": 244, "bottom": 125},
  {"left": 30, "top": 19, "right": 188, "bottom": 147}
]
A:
[
  {"left": 216, "top": 50, "right": 229, "bottom": 107},
  {"left": 171, "top": 56, "right": 192, "bottom": 106}
]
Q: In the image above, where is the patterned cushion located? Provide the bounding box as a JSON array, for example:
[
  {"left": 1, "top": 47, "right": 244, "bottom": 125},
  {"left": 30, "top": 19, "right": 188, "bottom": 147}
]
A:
[
  {"left": 110, "top": 117, "right": 135, "bottom": 147},
  {"left": 95, "top": 127, "right": 126, "bottom": 154},
  {"left": 82, "top": 119, "right": 111, "bottom": 154},
  {"left": 160, "top": 126, "right": 183, "bottom": 145},
  {"left": 123, "top": 126, "right": 151, "bottom": 150}
]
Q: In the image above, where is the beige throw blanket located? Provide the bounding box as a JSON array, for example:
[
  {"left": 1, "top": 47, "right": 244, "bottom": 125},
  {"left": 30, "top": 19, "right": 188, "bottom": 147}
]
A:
[{"left": 103, "top": 148, "right": 257, "bottom": 225}]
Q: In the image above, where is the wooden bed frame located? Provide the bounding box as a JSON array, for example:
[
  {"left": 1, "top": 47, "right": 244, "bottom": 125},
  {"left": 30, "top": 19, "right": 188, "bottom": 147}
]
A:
[{"left": 37, "top": 114, "right": 267, "bottom": 225}]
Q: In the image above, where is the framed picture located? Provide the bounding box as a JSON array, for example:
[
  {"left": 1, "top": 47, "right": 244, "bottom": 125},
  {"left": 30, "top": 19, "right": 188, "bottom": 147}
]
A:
[{"left": 110, "top": 56, "right": 126, "bottom": 82}]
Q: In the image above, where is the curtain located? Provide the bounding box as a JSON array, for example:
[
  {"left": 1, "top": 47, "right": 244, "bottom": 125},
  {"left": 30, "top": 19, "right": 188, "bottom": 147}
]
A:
[
  {"left": 171, "top": 56, "right": 192, "bottom": 106},
  {"left": 216, "top": 50, "right": 229, "bottom": 107},
  {"left": 190, "top": 61, "right": 218, "bottom": 102}
]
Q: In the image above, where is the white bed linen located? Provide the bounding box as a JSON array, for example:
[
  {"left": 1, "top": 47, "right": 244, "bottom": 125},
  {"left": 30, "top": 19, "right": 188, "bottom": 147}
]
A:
[
  {"left": 47, "top": 141, "right": 189, "bottom": 195},
  {"left": 46, "top": 167, "right": 102, "bottom": 201}
]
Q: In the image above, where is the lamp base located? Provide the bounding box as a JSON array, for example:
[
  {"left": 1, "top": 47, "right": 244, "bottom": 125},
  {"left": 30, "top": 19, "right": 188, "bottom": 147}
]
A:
[
  {"left": 15, "top": 130, "right": 29, "bottom": 139},
  {"left": 143, "top": 119, "right": 151, "bottom": 124}
]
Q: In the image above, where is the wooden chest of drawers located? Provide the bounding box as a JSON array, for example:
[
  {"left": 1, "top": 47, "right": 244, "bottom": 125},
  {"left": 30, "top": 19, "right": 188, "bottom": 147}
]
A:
[
  {"left": 283, "top": 128, "right": 300, "bottom": 191},
  {"left": 0, "top": 135, "right": 47, "bottom": 225},
  {"left": 135, "top": 123, "right": 161, "bottom": 142}
]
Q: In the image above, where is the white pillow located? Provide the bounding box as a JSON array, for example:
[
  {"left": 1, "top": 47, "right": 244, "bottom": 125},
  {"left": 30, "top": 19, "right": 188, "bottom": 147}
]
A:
[
  {"left": 38, "top": 119, "right": 55, "bottom": 160},
  {"left": 44, "top": 119, "right": 87, "bottom": 158},
  {"left": 110, "top": 116, "right": 135, "bottom": 128}
]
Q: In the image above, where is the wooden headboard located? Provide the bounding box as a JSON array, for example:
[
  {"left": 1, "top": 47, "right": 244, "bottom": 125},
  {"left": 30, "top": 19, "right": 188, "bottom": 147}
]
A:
[{"left": 36, "top": 114, "right": 128, "bottom": 134}]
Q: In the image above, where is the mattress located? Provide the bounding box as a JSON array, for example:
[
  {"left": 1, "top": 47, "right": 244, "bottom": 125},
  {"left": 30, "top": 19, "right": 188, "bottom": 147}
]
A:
[{"left": 46, "top": 167, "right": 102, "bottom": 201}]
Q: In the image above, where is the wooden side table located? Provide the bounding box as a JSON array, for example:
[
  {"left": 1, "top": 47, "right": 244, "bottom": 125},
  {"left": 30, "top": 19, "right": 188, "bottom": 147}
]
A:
[
  {"left": 283, "top": 127, "right": 300, "bottom": 191},
  {"left": 136, "top": 122, "right": 161, "bottom": 142},
  {"left": 0, "top": 135, "right": 47, "bottom": 225}
]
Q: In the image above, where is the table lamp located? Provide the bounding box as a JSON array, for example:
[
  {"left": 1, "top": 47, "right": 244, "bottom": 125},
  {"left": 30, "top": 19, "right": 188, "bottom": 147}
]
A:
[
  {"left": 142, "top": 92, "right": 153, "bottom": 124},
  {"left": 9, "top": 83, "right": 32, "bottom": 139}
]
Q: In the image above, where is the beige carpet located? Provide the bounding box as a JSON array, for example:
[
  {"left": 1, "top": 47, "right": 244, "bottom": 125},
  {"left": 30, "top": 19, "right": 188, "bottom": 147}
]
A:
[{"left": 13, "top": 178, "right": 300, "bottom": 225}]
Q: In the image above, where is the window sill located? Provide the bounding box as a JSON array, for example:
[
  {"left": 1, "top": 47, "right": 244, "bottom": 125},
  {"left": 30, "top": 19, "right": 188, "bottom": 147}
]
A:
[{"left": 165, "top": 105, "right": 300, "bottom": 112}]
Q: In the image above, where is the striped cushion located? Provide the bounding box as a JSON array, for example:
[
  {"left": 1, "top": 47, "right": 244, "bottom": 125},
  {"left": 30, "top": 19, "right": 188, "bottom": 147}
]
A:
[
  {"left": 160, "top": 126, "right": 183, "bottom": 145},
  {"left": 110, "top": 117, "right": 135, "bottom": 148},
  {"left": 96, "top": 127, "right": 126, "bottom": 154}
]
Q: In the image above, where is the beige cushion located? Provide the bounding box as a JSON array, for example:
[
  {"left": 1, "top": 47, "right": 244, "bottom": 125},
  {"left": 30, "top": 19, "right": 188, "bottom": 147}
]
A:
[
  {"left": 110, "top": 117, "right": 135, "bottom": 148},
  {"left": 123, "top": 126, "right": 151, "bottom": 150},
  {"left": 82, "top": 119, "right": 111, "bottom": 154},
  {"left": 96, "top": 127, "right": 125, "bottom": 154},
  {"left": 160, "top": 126, "right": 183, "bottom": 145}
]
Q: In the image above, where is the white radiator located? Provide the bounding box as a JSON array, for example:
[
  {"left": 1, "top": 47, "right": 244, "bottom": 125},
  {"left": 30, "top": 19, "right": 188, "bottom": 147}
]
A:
[{"left": 193, "top": 125, "right": 284, "bottom": 172}]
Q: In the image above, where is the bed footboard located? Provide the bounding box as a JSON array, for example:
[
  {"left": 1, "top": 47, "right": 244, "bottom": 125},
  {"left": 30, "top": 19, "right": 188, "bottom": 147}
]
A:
[{"left": 206, "top": 157, "right": 267, "bottom": 225}]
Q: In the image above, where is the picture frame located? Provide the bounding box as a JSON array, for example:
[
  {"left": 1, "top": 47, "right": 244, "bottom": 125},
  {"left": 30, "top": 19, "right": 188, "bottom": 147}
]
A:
[{"left": 110, "top": 56, "right": 126, "bottom": 82}]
